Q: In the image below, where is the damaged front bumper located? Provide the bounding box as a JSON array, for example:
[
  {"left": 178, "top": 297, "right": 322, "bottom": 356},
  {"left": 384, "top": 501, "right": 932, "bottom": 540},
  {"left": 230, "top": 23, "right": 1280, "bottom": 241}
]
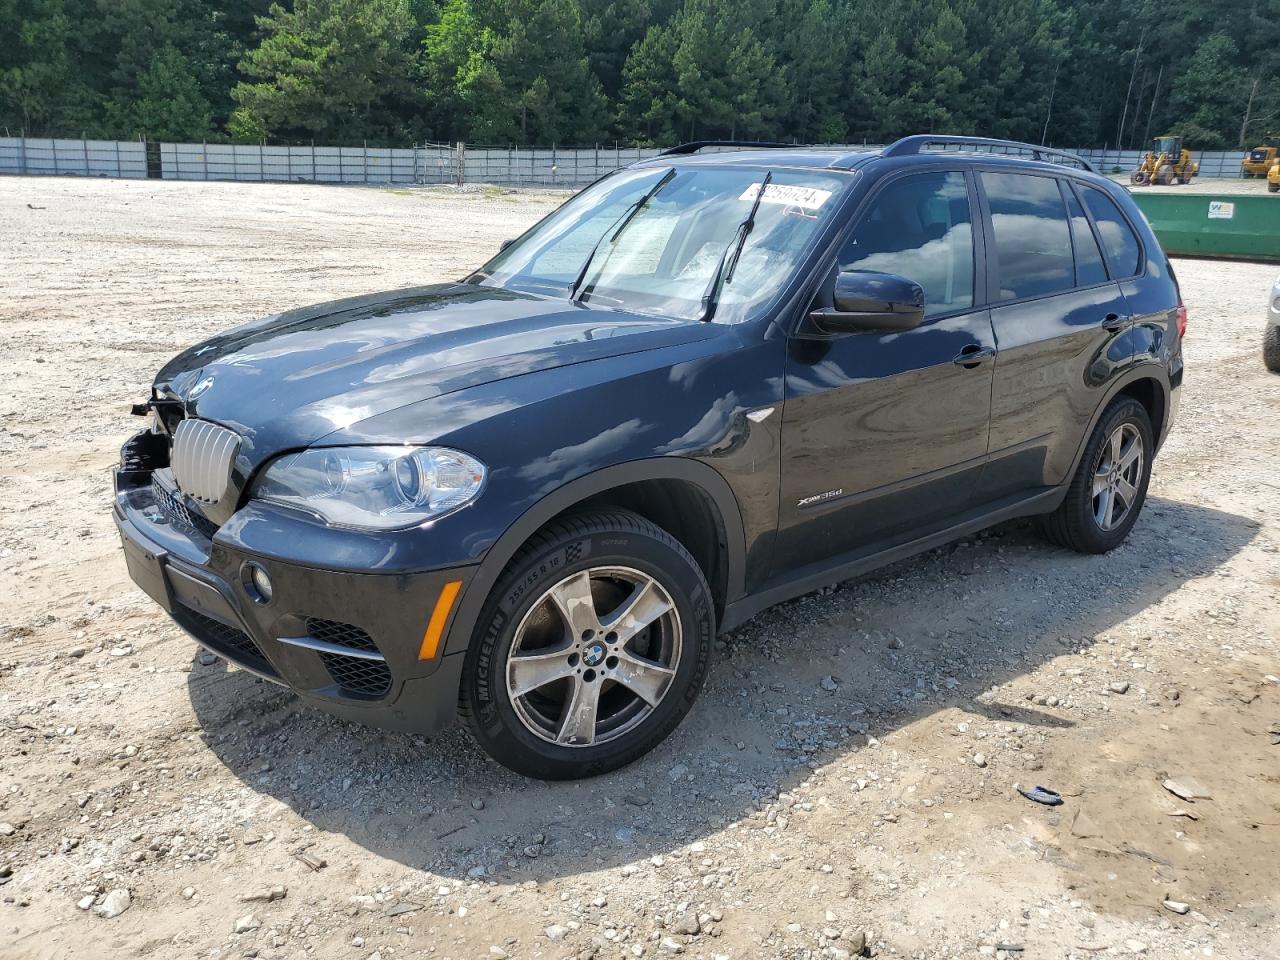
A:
[{"left": 113, "top": 430, "right": 476, "bottom": 735}]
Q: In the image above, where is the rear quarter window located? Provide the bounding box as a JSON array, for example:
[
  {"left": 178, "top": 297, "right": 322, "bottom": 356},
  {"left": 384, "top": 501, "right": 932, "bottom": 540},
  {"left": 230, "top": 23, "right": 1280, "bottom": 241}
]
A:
[
  {"left": 1080, "top": 186, "right": 1143, "bottom": 278},
  {"left": 1063, "top": 183, "right": 1109, "bottom": 286}
]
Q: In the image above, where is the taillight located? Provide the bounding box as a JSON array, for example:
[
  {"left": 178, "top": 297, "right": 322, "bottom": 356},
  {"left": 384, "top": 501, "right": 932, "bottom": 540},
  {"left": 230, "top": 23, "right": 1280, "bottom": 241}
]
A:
[{"left": 1176, "top": 304, "right": 1187, "bottom": 339}]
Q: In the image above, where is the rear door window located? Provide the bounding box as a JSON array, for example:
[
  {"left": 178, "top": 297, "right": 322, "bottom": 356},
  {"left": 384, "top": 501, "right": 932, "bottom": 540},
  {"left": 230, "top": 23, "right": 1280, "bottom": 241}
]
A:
[
  {"left": 839, "top": 171, "right": 974, "bottom": 318},
  {"left": 981, "top": 172, "right": 1074, "bottom": 301},
  {"left": 1080, "top": 186, "right": 1143, "bottom": 278},
  {"left": 1063, "top": 183, "right": 1109, "bottom": 286}
]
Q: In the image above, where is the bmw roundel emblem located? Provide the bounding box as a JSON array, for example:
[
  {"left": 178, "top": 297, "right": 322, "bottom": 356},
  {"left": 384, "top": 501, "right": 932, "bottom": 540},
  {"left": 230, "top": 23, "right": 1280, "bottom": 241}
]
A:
[{"left": 187, "top": 376, "right": 215, "bottom": 400}]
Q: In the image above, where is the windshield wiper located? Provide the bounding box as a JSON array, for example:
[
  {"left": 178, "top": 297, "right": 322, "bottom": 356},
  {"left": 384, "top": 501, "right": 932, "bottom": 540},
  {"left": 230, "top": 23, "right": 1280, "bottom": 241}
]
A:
[
  {"left": 568, "top": 168, "right": 677, "bottom": 302},
  {"left": 697, "top": 171, "right": 773, "bottom": 323}
]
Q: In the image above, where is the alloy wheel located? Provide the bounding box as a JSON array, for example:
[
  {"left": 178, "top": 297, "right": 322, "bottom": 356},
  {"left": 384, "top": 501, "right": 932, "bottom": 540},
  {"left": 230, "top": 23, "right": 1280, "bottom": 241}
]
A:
[
  {"left": 505, "top": 566, "right": 682, "bottom": 747},
  {"left": 1092, "top": 422, "right": 1144, "bottom": 531}
]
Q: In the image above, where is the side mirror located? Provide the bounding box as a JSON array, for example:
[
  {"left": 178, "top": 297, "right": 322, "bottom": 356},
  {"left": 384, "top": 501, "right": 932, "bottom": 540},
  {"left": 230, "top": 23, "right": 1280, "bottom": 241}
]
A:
[
  {"left": 499, "top": 238, "right": 516, "bottom": 252},
  {"left": 810, "top": 271, "right": 925, "bottom": 334}
]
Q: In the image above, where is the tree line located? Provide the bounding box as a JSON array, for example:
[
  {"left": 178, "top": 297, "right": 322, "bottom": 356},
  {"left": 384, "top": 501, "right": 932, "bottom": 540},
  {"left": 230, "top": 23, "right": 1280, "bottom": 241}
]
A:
[{"left": 2, "top": 0, "right": 1278, "bottom": 150}]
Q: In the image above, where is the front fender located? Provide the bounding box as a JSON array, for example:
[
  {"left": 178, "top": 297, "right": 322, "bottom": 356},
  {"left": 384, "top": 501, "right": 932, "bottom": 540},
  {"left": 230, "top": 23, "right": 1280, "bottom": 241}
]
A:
[{"left": 441, "top": 457, "right": 749, "bottom": 657}]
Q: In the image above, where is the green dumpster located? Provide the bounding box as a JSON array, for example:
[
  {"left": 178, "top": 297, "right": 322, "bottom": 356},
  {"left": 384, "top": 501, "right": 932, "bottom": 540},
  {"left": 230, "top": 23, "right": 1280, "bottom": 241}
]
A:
[{"left": 1130, "top": 193, "right": 1280, "bottom": 262}]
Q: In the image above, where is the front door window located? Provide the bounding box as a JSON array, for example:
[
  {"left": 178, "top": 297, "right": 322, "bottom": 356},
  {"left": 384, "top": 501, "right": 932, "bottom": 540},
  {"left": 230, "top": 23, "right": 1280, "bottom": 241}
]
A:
[{"left": 839, "top": 171, "right": 974, "bottom": 318}]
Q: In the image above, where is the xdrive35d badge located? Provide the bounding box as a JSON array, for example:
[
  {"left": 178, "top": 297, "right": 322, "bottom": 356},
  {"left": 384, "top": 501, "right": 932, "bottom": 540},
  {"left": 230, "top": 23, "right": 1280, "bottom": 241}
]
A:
[{"left": 114, "top": 136, "right": 1184, "bottom": 779}]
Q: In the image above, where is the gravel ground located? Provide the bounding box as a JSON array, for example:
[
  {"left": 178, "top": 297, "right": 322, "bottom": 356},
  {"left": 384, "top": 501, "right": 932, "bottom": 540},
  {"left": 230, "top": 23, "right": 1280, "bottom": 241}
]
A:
[
  {"left": 1105, "top": 175, "right": 1280, "bottom": 196},
  {"left": 1, "top": 176, "right": 1278, "bottom": 960}
]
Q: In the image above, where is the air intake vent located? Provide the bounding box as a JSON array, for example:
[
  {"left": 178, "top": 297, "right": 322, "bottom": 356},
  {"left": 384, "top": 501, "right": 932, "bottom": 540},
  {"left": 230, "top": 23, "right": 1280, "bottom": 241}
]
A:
[
  {"left": 304, "top": 618, "right": 379, "bottom": 653},
  {"left": 319, "top": 652, "right": 392, "bottom": 697},
  {"left": 173, "top": 604, "right": 275, "bottom": 677},
  {"left": 171, "top": 419, "right": 240, "bottom": 505},
  {"left": 303, "top": 618, "right": 391, "bottom": 697}
]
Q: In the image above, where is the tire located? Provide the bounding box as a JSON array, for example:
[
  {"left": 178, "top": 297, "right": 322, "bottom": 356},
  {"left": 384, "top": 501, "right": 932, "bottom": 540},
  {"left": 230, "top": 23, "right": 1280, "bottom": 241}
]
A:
[
  {"left": 1268, "top": 182, "right": 1279, "bottom": 194},
  {"left": 1265, "top": 325, "right": 1280, "bottom": 372},
  {"left": 459, "top": 509, "right": 714, "bottom": 779},
  {"left": 1036, "top": 397, "right": 1154, "bottom": 554}
]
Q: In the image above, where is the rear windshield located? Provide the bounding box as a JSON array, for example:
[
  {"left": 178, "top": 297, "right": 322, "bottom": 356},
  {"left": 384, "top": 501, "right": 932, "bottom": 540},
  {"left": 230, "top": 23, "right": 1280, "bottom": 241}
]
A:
[{"left": 472, "top": 165, "right": 850, "bottom": 323}]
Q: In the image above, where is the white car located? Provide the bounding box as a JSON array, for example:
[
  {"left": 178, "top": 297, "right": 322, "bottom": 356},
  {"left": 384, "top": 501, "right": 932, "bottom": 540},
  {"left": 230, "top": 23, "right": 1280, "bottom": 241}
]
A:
[{"left": 1268, "top": 275, "right": 1280, "bottom": 372}]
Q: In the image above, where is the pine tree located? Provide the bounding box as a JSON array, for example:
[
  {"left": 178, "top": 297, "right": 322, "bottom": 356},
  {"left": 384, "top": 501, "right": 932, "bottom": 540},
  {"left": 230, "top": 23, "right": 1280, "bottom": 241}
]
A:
[
  {"left": 487, "top": 0, "right": 609, "bottom": 144},
  {"left": 1170, "top": 32, "right": 1248, "bottom": 147},
  {"left": 132, "top": 46, "right": 213, "bottom": 140},
  {"left": 230, "top": 0, "right": 420, "bottom": 143}
]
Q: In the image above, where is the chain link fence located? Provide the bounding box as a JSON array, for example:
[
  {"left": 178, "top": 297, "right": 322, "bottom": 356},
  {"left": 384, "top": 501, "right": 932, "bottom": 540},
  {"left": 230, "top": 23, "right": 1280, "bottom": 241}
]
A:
[{"left": 0, "top": 136, "right": 1255, "bottom": 186}]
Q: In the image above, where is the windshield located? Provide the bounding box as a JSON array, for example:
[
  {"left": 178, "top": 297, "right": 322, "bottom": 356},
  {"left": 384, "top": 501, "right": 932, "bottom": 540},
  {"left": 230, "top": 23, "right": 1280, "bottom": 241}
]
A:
[
  {"left": 471, "top": 165, "right": 850, "bottom": 323},
  {"left": 1155, "top": 138, "right": 1180, "bottom": 154}
]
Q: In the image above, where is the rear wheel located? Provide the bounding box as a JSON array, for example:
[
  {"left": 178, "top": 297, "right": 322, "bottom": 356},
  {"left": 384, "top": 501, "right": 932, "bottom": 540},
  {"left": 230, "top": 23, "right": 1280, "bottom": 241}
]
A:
[
  {"left": 1265, "top": 325, "right": 1280, "bottom": 372},
  {"left": 1036, "top": 397, "right": 1154, "bottom": 554},
  {"left": 459, "top": 510, "right": 714, "bottom": 779}
]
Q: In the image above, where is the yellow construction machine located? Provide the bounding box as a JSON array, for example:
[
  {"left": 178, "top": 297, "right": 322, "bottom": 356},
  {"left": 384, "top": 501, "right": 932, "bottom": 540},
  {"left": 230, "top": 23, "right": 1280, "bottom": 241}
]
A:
[
  {"left": 1242, "top": 135, "right": 1280, "bottom": 177},
  {"left": 1130, "top": 135, "right": 1199, "bottom": 186}
]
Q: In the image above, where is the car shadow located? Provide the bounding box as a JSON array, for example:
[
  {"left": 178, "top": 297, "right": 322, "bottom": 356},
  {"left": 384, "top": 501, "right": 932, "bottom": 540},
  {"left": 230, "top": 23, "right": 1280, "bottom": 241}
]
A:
[{"left": 187, "top": 495, "right": 1258, "bottom": 882}]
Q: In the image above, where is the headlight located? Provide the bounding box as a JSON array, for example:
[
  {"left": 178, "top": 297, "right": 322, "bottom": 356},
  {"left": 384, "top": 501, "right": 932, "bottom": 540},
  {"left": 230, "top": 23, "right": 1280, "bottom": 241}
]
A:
[{"left": 253, "top": 446, "right": 485, "bottom": 530}]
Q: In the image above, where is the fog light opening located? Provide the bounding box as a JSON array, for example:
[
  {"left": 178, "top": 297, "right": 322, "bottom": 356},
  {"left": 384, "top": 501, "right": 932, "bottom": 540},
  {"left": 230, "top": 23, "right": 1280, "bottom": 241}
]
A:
[{"left": 243, "top": 562, "right": 273, "bottom": 604}]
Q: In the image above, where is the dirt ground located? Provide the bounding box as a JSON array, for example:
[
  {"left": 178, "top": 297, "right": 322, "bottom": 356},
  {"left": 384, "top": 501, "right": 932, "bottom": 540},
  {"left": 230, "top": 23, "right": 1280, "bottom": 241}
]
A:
[{"left": 1, "top": 176, "right": 1278, "bottom": 960}]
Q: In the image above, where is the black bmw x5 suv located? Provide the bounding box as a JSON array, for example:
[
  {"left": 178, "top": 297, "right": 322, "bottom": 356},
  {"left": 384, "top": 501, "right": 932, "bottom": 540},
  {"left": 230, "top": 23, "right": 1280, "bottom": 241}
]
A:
[{"left": 116, "top": 135, "right": 1184, "bottom": 779}]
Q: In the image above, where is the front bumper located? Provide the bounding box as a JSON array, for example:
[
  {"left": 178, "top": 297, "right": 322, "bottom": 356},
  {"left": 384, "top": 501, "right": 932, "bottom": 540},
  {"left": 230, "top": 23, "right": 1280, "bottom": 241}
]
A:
[{"left": 114, "top": 436, "right": 476, "bottom": 735}]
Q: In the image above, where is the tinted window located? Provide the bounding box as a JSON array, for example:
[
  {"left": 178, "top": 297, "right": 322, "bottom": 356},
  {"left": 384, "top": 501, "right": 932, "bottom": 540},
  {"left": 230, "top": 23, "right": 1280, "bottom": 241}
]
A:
[
  {"left": 982, "top": 172, "right": 1073, "bottom": 301},
  {"left": 840, "top": 171, "right": 973, "bottom": 318},
  {"left": 1081, "top": 186, "right": 1143, "bottom": 278},
  {"left": 1063, "top": 183, "right": 1109, "bottom": 286}
]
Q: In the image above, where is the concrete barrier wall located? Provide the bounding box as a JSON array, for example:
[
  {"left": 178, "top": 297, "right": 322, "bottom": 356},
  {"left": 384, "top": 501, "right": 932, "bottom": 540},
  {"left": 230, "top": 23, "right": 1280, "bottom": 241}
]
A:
[
  {"left": 0, "top": 137, "right": 1256, "bottom": 185},
  {"left": 1074, "top": 149, "right": 1249, "bottom": 178},
  {"left": 462, "top": 146, "right": 665, "bottom": 186},
  {"left": 158, "top": 142, "right": 458, "bottom": 183},
  {"left": 0, "top": 137, "right": 148, "bottom": 178}
]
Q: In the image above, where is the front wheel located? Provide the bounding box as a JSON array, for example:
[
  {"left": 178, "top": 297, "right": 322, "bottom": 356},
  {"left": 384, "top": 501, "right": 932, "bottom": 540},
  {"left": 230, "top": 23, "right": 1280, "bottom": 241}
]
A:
[
  {"left": 459, "top": 510, "right": 714, "bottom": 779},
  {"left": 1036, "top": 397, "right": 1154, "bottom": 554},
  {"left": 1268, "top": 182, "right": 1279, "bottom": 194}
]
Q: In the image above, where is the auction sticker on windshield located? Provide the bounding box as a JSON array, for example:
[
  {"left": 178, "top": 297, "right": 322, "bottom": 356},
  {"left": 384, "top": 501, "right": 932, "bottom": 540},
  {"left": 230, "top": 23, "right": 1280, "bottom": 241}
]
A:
[{"left": 739, "top": 182, "right": 833, "bottom": 210}]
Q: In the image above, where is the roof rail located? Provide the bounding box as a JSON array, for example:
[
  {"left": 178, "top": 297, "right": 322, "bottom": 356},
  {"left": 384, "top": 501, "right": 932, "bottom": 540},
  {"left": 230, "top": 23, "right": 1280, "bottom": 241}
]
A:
[
  {"left": 658, "top": 140, "right": 798, "bottom": 156},
  {"left": 881, "top": 135, "right": 1097, "bottom": 174}
]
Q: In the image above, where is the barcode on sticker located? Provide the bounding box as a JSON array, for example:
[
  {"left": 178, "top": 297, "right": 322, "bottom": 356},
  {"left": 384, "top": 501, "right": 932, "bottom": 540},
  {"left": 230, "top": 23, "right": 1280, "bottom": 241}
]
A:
[{"left": 739, "top": 183, "right": 832, "bottom": 210}]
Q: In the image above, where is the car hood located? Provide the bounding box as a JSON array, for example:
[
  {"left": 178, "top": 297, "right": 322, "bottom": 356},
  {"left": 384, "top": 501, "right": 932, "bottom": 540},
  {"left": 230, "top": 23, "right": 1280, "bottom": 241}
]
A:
[{"left": 156, "top": 283, "right": 717, "bottom": 462}]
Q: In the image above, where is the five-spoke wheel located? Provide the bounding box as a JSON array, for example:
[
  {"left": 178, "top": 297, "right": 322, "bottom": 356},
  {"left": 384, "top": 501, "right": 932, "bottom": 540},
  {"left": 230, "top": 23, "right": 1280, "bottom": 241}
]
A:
[
  {"left": 1091, "top": 422, "right": 1144, "bottom": 532},
  {"left": 461, "top": 510, "right": 713, "bottom": 779},
  {"left": 506, "top": 567, "right": 682, "bottom": 747}
]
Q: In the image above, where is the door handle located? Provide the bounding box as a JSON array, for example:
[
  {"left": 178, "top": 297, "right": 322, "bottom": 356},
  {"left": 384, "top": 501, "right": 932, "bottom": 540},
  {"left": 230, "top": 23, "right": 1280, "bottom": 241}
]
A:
[
  {"left": 1101, "top": 312, "right": 1128, "bottom": 333},
  {"left": 952, "top": 344, "right": 996, "bottom": 367}
]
